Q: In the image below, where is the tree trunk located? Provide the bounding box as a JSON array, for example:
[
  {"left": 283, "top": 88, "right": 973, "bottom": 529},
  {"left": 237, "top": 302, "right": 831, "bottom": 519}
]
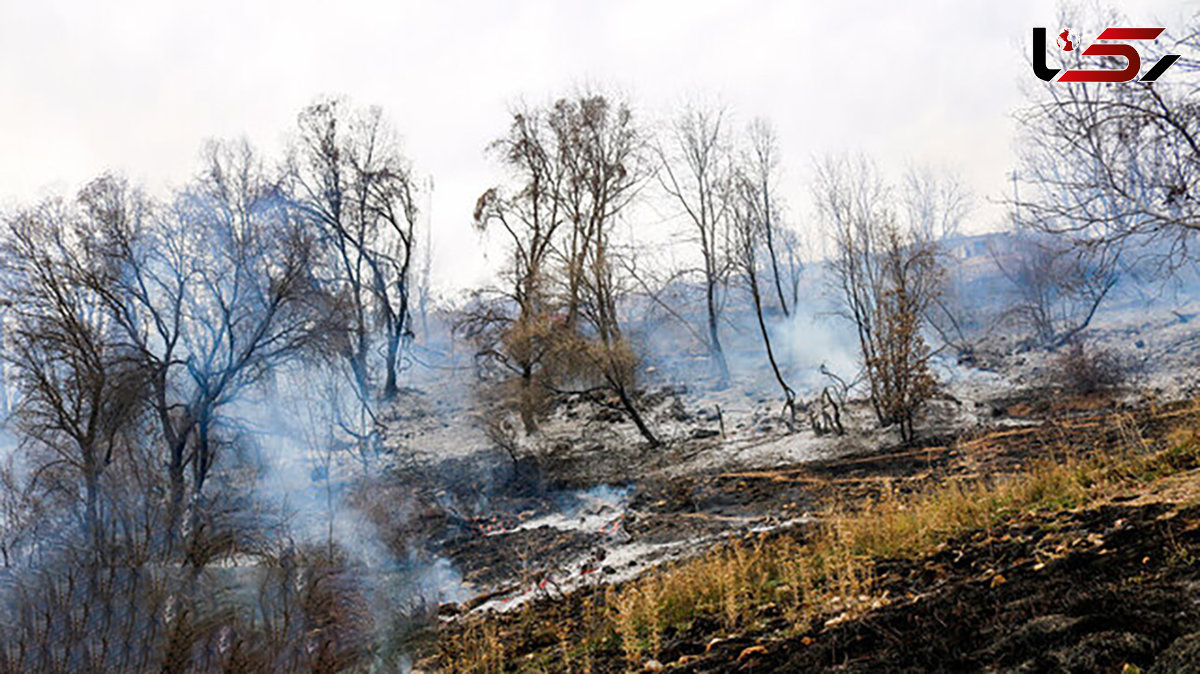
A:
[
  {"left": 748, "top": 268, "right": 796, "bottom": 432},
  {"left": 614, "top": 383, "right": 660, "bottom": 447},
  {"left": 84, "top": 468, "right": 103, "bottom": 563},
  {"left": 762, "top": 183, "right": 790, "bottom": 317},
  {"left": 383, "top": 329, "right": 400, "bottom": 401},
  {"left": 348, "top": 337, "right": 371, "bottom": 403},
  {"left": 167, "top": 447, "right": 186, "bottom": 555},
  {"left": 519, "top": 363, "right": 538, "bottom": 434},
  {"left": 706, "top": 281, "right": 730, "bottom": 388}
]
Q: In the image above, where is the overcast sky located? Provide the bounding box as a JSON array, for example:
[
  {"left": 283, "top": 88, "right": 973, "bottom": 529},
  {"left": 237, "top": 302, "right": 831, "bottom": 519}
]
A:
[{"left": 0, "top": 0, "right": 1190, "bottom": 292}]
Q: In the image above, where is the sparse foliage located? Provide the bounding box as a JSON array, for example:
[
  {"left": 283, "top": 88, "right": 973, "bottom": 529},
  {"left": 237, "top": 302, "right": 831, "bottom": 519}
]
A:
[
  {"left": 817, "top": 156, "right": 945, "bottom": 443},
  {"left": 469, "top": 91, "right": 660, "bottom": 446}
]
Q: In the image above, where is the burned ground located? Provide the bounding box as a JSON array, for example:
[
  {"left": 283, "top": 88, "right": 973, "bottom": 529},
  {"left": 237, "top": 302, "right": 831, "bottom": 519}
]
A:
[
  {"left": 696, "top": 501, "right": 1200, "bottom": 673},
  {"left": 414, "top": 396, "right": 1200, "bottom": 672}
]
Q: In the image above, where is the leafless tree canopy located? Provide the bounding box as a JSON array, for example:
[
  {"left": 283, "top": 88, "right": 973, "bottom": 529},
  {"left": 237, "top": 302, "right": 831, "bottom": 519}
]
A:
[
  {"left": 0, "top": 103, "right": 421, "bottom": 671},
  {"left": 816, "top": 156, "right": 945, "bottom": 443},
  {"left": 1016, "top": 8, "right": 1200, "bottom": 271},
  {"left": 992, "top": 231, "right": 1118, "bottom": 349},
  {"left": 656, "top": 103, "right": 734, "bottom": 387},
  {"left": 291, "top": 98, "right": 420, "bottom": 403}
]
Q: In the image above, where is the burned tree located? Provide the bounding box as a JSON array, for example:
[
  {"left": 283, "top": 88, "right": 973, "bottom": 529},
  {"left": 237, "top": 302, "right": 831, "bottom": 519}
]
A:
[
  {"left": 993, "top": 231, "right": 1118, "bottom": 349},
  {"left": 902, "top": 167, "right": 972, "bottom": 356},
  {"left": 747, "top": 118, "right": 798, "bottom": 318},
  {"left": 816, "top": 156, "right": 944, "bottom": 444},
  {"left": 470, "top": 92, "right": 660, "bottom": 446},
  {"left": 83, "top": 146, "right": 318, "bottom": 554},
  {"left": 0, "top": 115, "right": 425, "bottom": 672},
  {"left": 0, "top": 197, "right": 147, "bottom": 563},
  {"left": 656, "top": 104, "right": 733, "bottom": 387},
  {"left": 291, "top": 98, "right": 421, "bottom": 403},
  {"left": 553, "top": 93, "right": 661, "bottom": 447},
  {"left": 730, "top": 122, "right": 797, "bottom": 431},
  {"left": 468, "top": 104, "right": 567, "bottom": 434}
]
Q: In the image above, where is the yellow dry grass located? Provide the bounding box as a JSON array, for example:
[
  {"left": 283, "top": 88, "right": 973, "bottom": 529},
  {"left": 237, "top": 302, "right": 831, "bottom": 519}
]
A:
[{"left": 440, "top": 405, "right": 1200, "bottom": 672}]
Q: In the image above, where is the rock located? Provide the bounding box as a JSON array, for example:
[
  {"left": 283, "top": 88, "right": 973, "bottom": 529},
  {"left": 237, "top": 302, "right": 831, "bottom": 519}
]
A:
[{"left": 642, "top": 659, "right": 664, "bottom": 672}]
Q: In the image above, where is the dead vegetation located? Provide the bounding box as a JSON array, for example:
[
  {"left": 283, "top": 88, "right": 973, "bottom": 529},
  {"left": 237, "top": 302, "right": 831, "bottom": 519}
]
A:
[
  {"left": 817, "top": 156, "right": 948, "bottom": 445},
  {"left": 421, "top": 400, "right": 1200, "bottom": 672},
  {"left": 1052, "top": 341, "right": 1126, "bottom": 396}
]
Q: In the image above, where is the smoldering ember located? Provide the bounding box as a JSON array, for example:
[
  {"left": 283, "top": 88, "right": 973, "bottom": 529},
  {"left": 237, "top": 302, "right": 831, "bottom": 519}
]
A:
[{"left": 3, "top": 2, "right": 1200, "bottom": 673}]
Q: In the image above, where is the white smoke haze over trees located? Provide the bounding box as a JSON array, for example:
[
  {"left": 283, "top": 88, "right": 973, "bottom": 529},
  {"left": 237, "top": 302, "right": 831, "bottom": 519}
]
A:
[
  {"left": 0, "top": 0, "right": 1183, "bottom": 295},
  {"left": 1, "top": 0, "right": 1199, "bottom": 672}
]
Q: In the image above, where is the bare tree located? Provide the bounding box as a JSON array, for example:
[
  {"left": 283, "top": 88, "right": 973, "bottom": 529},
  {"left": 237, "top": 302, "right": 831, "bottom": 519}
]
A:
[
  {"left": 656, "top": 103, "right": 733, "bottom": 387},
  {"left": 469, "top": 102, "right": 567, "bottom": 433},
  {"left": 992, "top": 231, "right": 1118, "bottom": 349},
  {"left": 83, "top": 148, "right": 317, "bottom": 554},
  {"left": 775, "top": 224, "right": 807, "bottom": 318},
  {"left": 1015, "top": 11, "right": 1200, "bottom": 271},
  {"left": 746, "top": 118, "right": 797, "bottom": 318},
  {"left": 816, "top": 156, "right": 944, "bottom": 443},
  {"left": 730, "top": 124, "right": 797, "bottom": 430},
  {"left": 0, "top": 197, "right": 147, "bottom": 562},
  {"left": 902, "top": 166, "right": 969, "bottom": 243},
  {"left": 902, "top": 166, "right": 972, "bottom": 355},
  {"left": 291, "top": 97, "right": 421, "bottom": 403}
]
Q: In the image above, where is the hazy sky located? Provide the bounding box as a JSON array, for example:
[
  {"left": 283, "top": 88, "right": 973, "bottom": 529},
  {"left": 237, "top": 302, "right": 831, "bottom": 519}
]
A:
[{"left": 0, "top": 0, "right": 1190, "bottom": 292}]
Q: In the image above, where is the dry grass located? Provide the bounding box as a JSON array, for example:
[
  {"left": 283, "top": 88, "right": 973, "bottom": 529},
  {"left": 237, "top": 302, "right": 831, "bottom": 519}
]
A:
[
  {"left": 439, "top": 406, "right": 1200, "bottom": 672},
  {"left": 442, "top": 619, "right": 508, "bottom": 674}
]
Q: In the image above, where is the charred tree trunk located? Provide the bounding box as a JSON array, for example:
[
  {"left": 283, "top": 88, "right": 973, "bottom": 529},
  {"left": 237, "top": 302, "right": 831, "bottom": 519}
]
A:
[
  {"left": 706, "top": 280, "right": 730, "bottom": 388},
  {"left": 519, "top": 362, "right": 538, "bottom": 434},
  {"left": 762, "top": 179, "right": 790, "bottom": 318},
  {"left": 747, "top": 263, "right": 796, "bottom": 431},
  {"left": 383, "top": 328, "right": 401, "bottom": 401},
  {"left": 83, "top": 468, "right": 103, "bottom": 563},
  {"left": 613, "top": 380, "right": 660, "bottom": 448}
]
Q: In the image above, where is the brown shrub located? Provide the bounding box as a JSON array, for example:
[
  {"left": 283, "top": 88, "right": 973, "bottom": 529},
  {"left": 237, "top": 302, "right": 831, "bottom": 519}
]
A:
[{"left": 1053, "top": 341, "right": 1125, "bottom": 395}]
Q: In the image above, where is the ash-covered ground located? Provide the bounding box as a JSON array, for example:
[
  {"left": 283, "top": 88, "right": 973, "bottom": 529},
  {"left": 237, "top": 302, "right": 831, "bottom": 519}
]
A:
[{"left": 366, "top": 269, "right": 1200, "bottom": 627}]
